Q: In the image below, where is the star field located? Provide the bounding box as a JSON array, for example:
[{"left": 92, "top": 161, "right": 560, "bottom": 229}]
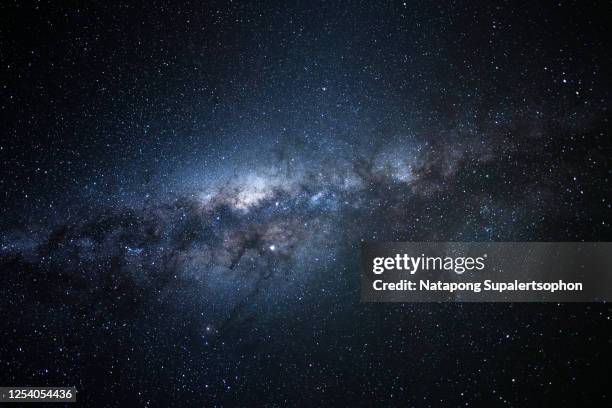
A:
[{"left": 1, "top": 1, "right": 611, "bottom": 406}]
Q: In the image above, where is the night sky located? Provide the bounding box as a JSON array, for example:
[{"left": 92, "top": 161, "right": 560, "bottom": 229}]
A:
[{"left": 1, "top": 1, "right": 611, "bottom": 406}]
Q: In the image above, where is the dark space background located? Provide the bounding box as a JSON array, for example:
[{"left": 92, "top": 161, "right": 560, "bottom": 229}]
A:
[{"left": 1, "top": 0, "right": 611, "bottom": 406}]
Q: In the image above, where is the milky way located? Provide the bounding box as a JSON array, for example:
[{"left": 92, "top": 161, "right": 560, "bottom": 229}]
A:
[{"left": 1, "top": 1, "right": 611, "bottom": 406}]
